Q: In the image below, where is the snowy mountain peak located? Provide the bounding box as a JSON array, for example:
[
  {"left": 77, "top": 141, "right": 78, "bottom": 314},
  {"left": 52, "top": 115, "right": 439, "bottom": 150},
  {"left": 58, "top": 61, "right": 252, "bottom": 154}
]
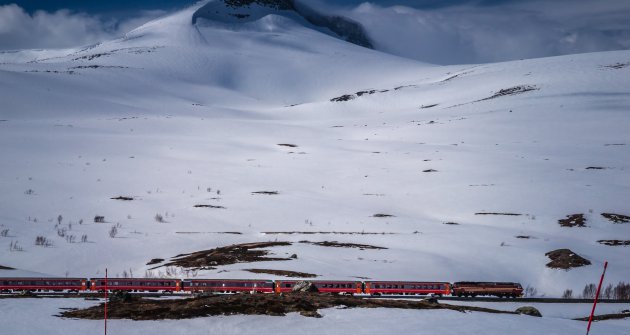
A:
[{"left": 192, "top": 0, "right": 373, "bottom": 48}]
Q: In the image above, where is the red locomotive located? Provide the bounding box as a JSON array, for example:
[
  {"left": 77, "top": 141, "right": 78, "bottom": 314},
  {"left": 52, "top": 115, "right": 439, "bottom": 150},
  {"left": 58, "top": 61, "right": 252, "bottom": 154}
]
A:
[
  {"left": 451, "top": 282, "right": 523, "bottom": 298},
  {"left": 364, "top": 281, "right": 451, "bottom": 296}
]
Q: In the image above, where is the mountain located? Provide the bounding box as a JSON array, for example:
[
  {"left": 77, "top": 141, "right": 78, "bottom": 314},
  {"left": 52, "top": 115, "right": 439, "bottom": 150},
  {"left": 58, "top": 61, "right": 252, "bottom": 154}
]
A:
[{"left": 0, "top": 0, "right": 629, "bottom": 297}]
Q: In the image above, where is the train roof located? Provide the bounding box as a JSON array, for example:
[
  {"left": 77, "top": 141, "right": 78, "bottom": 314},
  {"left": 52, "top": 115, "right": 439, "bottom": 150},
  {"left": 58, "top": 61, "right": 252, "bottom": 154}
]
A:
[{"left": 0, "top": 277, "right": 87, "bottom": 280}]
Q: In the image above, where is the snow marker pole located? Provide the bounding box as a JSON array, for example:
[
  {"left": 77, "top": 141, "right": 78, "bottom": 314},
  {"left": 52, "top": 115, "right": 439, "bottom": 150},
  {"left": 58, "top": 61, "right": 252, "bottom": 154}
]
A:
[
  {"left": 105, "top": 268, "right": 108, "bottom": 335},
  {"left": 586, "top": 261, "right": 608, "bottom": 335}
]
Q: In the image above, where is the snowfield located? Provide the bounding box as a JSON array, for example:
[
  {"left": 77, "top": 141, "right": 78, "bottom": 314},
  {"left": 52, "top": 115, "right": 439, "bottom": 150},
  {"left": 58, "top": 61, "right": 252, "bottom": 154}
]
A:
[
  {"left": 1, "top": 0, "right": 629, "bottom": 307},
  {"left": 1, "top": 298, "right": 629, "bottom": 335}
]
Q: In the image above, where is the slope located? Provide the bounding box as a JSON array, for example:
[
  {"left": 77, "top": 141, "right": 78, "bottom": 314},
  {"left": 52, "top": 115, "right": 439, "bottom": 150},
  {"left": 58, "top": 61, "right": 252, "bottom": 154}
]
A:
[{"left": 0, "top": 1, "right": 629, "bottom": 297}]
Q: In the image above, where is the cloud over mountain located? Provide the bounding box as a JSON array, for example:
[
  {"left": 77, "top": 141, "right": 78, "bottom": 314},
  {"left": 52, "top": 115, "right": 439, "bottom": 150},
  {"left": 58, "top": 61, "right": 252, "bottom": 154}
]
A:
[{"left": 0, "top": 4, "right": 164, "bottom": 50}]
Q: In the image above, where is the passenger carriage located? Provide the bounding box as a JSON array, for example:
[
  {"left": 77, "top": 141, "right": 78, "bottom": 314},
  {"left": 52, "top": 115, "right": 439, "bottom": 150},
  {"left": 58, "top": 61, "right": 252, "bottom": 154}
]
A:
[
  {"left": 364, "top": 281, "right": 451, "bottom": 296},
  {"left": 183, "top": 279, "right": 275, "bottom": 293},
  {"left": 90, "top": 278, "right": 181, "bottom": 293},
  {"left": 0, "top": 277, "right": 87, "bottom": 293},
  {"left": 275, "top": 280, "right": 362, "bottom": 294}
]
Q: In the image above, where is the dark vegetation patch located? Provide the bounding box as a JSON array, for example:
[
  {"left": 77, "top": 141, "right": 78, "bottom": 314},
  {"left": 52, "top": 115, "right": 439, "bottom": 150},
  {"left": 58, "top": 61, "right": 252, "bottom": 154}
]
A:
[
  {"left": 475, "top": 212, "right": 522, "bottom": 216},
  {"left": 25, "top": 70, "right": 76, "bottom": 75},
  {"left": 585, "top": 166, "right": 607, "bottom": 170},
  {"left": 372, "top": 213, "right": 395, "bottom": 218},
  {"left": 69, "top": 65, "right": 127, "bottom": 69},
  {"left": 515, "top": 235, "right": 532, "bottom": 239},
  {"left": 574, "top": 311, "right": 630, "bottom": 321},
  {"left": 73, "top": 53, "right": 109, "bottom": 61},
  {"left": 60, "top": 292, "right": 516, "bottom": 320},
  {"left": 146, "top": 258, "right": 164, "bottom": 266},
  {"left": 193, "top": 204, "right": 226, "bottom": 209},
  {"left": 443, "top": 222, "right": 459, "bottom": 225},
  {"left": 277, "top": 143, "right": 298, "bottom": 148},
  {"left": 545, "top": 249, "right": 591, "bottom": 269},
  {"left": 558, "top": 214, "right": 586, "bottom": 227},
  {"left": 299, "top": 240, "right": 387, "bottom": 250},
  {"left": 604, "top": 143, "right": 626, "bottom": 146},
  {"left": 330, "top": 89, "right": 389, "bottom": 102},
  {"left": 111, "top": 196, "right": 134, "bottom": 201},
  {"left": 0, "top": 265, "right": 15, "bottom": 270},
  {"left": 420, "top": 104, "right": 438, "bottom": 109},
  {"left": 263, "top": 231, "right": 397, "bottom": 235},
  {"left": 601, "top": 213, "right": 630, "bottom": 223},
  {"left": 245, "top": 269, "right": 318, "bottom": 278},
  {"left": 175, "top": 232, "right": 242, "bottom": 235},
  {"left": 156, "top": 242, "right": 292, "bottom": 270},
  {"left": 422, "top": 169, "right": 438, "bottom": 173},
  {"left": 598, "top": 240, "right": 630, "bottom": 246},
  {"left": 252, "top": 191, "right": 279, "bottom": 195},
  {"left": 330, "top": 94, "right": 355, "bottom": 102},
  {"left": 478, "top": 85, "right": 538, "bottom": 101},
  {"left": 603, "top": 62, "right": 630, "bottom": 70}
]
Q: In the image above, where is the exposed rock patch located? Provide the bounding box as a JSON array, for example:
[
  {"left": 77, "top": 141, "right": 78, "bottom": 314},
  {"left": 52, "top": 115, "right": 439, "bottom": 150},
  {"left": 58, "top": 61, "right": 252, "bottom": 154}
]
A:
[
  {"left": 299, "top": 241, "right": 387, "bottom": 250},
  {"left": 479, "top": 85, "right": 538, "bottom": 101},
  {"left": 245, "top": 269, "right": 318, "bottom": 278},
  {"left": 598, "top": 240, "right": 630, "bottom": 246},
  {"left": 156, "top": 242, "right": 292, "bottom": 270},
  {"left": 516, "top": 306, "right": 542, "bottom": 317},
  {"left": 545, "top": 249, "right": 591, "bottom": 269},
  {"left": 60, "top": 293, "right": 515, "bottom": 320},
  {"left": 601, "top": 213, "right": 630, "bottom": 223},
  {"left": 111, "top": 196, "right": 134, "bottom": 201},
  {"left": 558, "top": 214, "right": 586, "bottom": 227}
]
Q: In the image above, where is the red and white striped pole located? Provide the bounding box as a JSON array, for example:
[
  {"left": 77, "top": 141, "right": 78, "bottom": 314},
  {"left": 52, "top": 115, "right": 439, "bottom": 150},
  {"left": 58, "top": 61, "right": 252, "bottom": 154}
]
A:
[
  {"left": 105, "top": 268, "right": 108, "bottom": 335},
  {"left": 586, "top": 261, "right": 608, "bottom": 335}
]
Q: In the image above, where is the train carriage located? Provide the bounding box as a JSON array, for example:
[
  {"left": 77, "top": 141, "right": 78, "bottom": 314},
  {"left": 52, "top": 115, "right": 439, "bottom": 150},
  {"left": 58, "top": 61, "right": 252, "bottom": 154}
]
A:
[
  {"left": 275, "top": 280, "right": 362, "bottom": 294},
  {"left": 90, "top": 278, "right": 181, "bottom": 292},
  {"left": 0, "top": 277, "right": 87, "bottom": 293},
  {"left": 183, "top": 279, "right": 275, "bottom": 294},
  {"left": 364, "top": 281, "right": 451, "bottom": 296}
]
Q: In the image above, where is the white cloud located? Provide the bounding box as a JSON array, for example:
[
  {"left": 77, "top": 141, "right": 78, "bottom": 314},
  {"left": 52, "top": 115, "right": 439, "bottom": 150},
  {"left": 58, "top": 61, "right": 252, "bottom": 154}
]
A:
[
  {"left": 337, "top": 1, "right": 630, "bottom": 64},
  {"left": 0, "top": 4, "right": 165, "bottom": 50}
]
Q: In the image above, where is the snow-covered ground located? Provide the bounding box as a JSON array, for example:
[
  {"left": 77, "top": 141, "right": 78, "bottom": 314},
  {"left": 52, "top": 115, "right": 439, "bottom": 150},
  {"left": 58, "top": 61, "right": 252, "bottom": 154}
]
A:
[
  {"left": 0, "top": 0, "right": 629, "bottom": 304},
  {"left": 0, "top": 297, "right": 628, "bottom": 335}
]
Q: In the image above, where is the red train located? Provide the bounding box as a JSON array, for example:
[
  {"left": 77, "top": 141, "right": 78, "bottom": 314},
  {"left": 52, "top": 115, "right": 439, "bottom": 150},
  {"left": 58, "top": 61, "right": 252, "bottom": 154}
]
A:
[
  {"left": 275, "top": 280, "right": 362, "bottom": 294},
  {"left": 365, "top": 281, "right": 450, "bottom": 296},
  {"left": 0, "top": 277, "right": 523, "bottom": 298},
  {"left": 0, "top": 278, "right": 87, "bottom": 293},
  {"left": 452, "top": 282, "right": 523, "bottom": 298},
  {"left": 184, "top": 279, "right": 274, "bottom": 293}
]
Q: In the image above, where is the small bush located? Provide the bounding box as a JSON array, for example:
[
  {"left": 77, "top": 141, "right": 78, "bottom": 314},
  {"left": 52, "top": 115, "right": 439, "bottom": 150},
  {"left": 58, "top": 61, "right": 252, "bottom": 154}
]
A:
[
  {"left": 562, "top": 289, "right": 573, "bottom": 299},
  {"left": 0, "top": 229, "right": 8, "bottom": 237},
  {"left": 94, "top": 216, "right": 105, "bottom": 223},
  {"left": 154, "top": 214, "right": 165, "bottom": 223},
  {"left": 35, "top": 236, "right": 52, "bottom": 247},
  {"left": 109, "top": 225, "right": 118, "bottom": 238},
  {"left": 582, "top": 283, "right": 596, "bottom": 299}
]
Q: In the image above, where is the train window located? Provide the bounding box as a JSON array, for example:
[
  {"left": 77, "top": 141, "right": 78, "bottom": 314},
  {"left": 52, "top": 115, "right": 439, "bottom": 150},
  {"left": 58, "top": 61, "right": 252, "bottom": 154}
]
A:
[{"left": 285, "top": 284, "right": 292, "bottom": 288}]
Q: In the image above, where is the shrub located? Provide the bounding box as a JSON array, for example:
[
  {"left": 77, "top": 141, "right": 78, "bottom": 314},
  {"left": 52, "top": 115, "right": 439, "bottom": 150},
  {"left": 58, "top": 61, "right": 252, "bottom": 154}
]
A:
[
  {"left": 35, "top": 236, "right": 52, "bottom": 247},
  {"left": 154, "top": 214, "right": 165, "bottom": 223},
  {"left": 109, "top": 225, "right": 118, "bottom": 238},
  {"left": 94, "top": 216, "right": 105, "bottom": 223},
  {"left": 562, "top": 289, "right": 573, "bottom": 299},
  {"left": 582, "top": 283, "right": 596, "bottom": 299}
]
